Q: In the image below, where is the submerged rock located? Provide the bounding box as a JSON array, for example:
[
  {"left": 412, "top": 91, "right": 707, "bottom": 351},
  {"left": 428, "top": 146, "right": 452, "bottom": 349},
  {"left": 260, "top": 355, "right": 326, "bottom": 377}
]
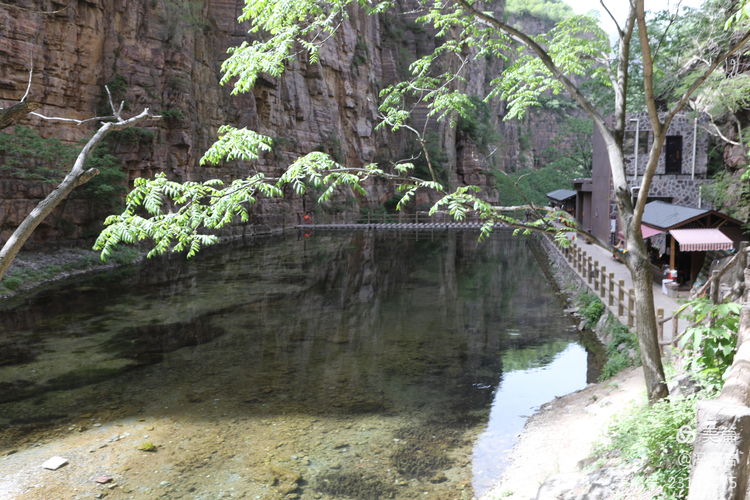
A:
[
  {"left": 314, "top": 471, "right": 396, "bottom": 499},
  {"left": 389, "top": 423, "right": 461, "bottom": 479},
  {"left": 269, "top": 463, "right": 303, "bottom": 495}
]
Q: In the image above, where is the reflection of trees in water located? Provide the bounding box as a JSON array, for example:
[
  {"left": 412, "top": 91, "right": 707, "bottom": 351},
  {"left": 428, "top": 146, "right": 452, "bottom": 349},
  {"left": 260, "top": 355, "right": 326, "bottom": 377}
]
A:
[{"left": 0, "top": 231, "right": 577, "bottom": 424}]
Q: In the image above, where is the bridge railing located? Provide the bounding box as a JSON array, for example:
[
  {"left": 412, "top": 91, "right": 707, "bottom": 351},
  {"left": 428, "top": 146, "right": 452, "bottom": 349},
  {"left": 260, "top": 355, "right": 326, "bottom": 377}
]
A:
[
  {"left": 355, "top": 211, "right": 480, "bottom": 225},
  {"left": 239, "top": 210, "right": 488, "bottom": 227}
]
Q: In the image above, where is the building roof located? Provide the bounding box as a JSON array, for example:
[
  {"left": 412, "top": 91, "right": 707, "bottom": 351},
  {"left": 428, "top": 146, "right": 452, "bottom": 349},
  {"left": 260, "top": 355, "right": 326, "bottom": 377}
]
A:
[
  {"left": 669, "top": 228, "right": 734, "bottom": 252},
  {"left": 642, "top": 201, "right": 709, "bottom": 230},
  {"left": 546, "top": 189, "right": 576, "bottom": 202}
]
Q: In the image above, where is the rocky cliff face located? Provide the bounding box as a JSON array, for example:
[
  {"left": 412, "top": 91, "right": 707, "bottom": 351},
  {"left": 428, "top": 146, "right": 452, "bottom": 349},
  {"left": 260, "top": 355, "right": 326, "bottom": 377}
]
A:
[
  {"left": 492, "top": 13, "right": 587, "bottom": 174},
  {"left": 0, "top": 0, "right": 394, "bottom": 244},
  {"left": 0, "top": 0, "right": 574, "bottom": 247}
]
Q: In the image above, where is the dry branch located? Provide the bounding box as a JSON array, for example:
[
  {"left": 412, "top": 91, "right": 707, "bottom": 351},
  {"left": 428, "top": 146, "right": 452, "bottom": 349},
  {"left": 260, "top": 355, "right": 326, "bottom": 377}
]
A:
[
  {"left": 0, "top": 101, "right": 41, "bottom": 130},
  {"left": 0, "top": 108, "right": 158, "bottom": 281}
]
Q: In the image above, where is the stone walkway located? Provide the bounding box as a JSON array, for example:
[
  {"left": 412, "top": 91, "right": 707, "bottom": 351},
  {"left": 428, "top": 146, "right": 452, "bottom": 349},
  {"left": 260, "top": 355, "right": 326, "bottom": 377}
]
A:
[{"left": 567, "top": 238, "right": 685, "bottom": 343}]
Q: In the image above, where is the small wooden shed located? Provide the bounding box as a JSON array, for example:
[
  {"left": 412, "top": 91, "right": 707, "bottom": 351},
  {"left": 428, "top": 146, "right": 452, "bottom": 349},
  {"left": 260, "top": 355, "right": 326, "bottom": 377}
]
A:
[
  {"left": 545, "top": 189, "right": 577, "bottom": 215},
  {"left": 639, "top": 201, "right": 746, "bottom": 284}
]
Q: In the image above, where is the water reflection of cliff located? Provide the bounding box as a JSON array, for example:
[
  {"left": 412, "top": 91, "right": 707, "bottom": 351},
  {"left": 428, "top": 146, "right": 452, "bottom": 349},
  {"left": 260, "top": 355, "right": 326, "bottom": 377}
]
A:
[{"left": 0, "top": 231, "right": 577, "bottom": 433}]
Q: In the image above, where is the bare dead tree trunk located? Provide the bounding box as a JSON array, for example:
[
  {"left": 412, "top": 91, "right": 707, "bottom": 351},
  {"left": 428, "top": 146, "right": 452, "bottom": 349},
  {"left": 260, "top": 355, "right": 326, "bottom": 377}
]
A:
[
  {"left": 0, "top": 101, "right": 41, "bottom": 129},
  {"left": 689, "top": 261, "right": 750, "bottom": 500},
  {"left": 0, "top": 108, "right": 155, "bottom": 281}
]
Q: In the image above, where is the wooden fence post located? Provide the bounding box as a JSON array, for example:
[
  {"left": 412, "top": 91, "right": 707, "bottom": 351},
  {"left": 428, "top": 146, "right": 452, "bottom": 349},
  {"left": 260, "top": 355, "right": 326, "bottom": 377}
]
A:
[
  {"left": 656, "top": 308, "right": 664, "bottom": 352},
  {"left": 593, "top": 261, "right": 600, "bottom": 289},
  {"left": 627, "top": 289, "right": 635, "bottom": 327},
  {"left": 581, "top": 251, "right": 586, "bottom": 276},
  {"left": 710, "top": 269, "right": 721, "bottom": 305},
  {"left": 608, "top": 273, "right": 615, "bottom": 306},
  {"left": 672, "top": 312, "right": 680, "bottom": 347},
  {"left": 600, "top": 266, "right": 607, "bottom": 296},
  {"left": 587, "top": 256, "right": 594, "bottom": 284},
  {"left": 618, "top": 280, "right": 625, "bottom": 317}
]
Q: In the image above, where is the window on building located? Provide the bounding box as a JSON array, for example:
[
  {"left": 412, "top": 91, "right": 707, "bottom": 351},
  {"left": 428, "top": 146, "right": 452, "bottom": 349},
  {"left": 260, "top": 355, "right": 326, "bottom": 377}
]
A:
[
  {"left": 665, "top": 135, "right": 683, "bottom": 174},
  {"left": 624, "top": 130, "right": 649, "bottom": 156},
  {"left": 647, "top": 196, "right": 672, "bottom": 204}
]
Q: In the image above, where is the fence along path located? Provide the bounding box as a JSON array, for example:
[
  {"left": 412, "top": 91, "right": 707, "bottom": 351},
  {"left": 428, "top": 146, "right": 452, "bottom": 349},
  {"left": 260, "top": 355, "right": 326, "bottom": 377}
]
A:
[{"left": 553, "top": 237, "right": 684, "bottom": 349}]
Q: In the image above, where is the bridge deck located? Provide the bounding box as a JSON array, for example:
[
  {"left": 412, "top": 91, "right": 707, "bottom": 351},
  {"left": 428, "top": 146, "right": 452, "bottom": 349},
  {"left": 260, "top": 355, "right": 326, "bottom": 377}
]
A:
[{"left": 296, "top": 222, "right": 506, "bottom": 230}]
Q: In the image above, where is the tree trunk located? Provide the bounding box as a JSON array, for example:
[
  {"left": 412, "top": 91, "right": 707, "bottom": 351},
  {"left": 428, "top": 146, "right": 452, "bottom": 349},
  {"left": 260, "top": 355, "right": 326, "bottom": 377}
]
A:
[
  {"left": 0, "top": 101, "right": 41, "bottom": 130},
  {"left": 0, "top": 109, "right": 153, "bottom": 281},
  {"left": 0, "top": 168, "right": 99, "bottom": 280},
  {"left": 627, "top": 237, "right": 669, "bottom": 402},
  {"left": 599, "top": 118, "right": 669, "bottom": 403}
]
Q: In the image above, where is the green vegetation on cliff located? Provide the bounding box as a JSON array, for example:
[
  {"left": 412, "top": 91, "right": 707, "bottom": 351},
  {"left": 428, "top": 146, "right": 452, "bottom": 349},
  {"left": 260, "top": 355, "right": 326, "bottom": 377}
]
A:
[
  {"left": 0, "top": 126, "right": 127, "bottom": 209},
  {"left": 505, "top": 0, "right": 574, "bottom": 22},
  {"left": 494, "top": 161, "right": 583, "bottom": 206}
]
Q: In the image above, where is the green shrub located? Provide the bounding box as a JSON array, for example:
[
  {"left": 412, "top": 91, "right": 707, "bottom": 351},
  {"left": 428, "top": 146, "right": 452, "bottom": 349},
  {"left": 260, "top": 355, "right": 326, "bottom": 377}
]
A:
[
  {"left": 575, "top": 292, "right": 605, "bottom": 329},
  {"left": 457, "top": 96, "right": 500, "bottom": 153},
  {"left": 505, "top": 0, "right": 573, "bottom": 22},
  {"left": 0, "top": 251, "right": 129, "bottom": 295},
  {"left": 2, "top": 276, "right": 23, "bottom": 291},
  {"left": 160, "top": 108, "right": 185, "bottom": 125},
  {"left": 110, "top": 127, "right": 156, "bottom": 145},
  {"left": 109, "top": 247, "right": 141, "bottom": 265},
  {"left": 703, "top": 167, "right": 750, "bottom": 228},
  {"left": 105, "top": 74, "right": 128, "bottom": 98},
  {"left": 314, "top": 132, "right": 345, "bottom": 164},
  {"left": 494, "top": 159, "right": 586, "bottom": 206},
  {"left": 0, "top": 126, "right": 78, "bottom": 183},
  {"left": 602, "top": 396, "right": 699, "bottom": 499},
  {"left": 678, "top": 297, "right": 741, "bottom": 391},
  {"left": 0, "top": 126, "right": 128, "bottom": 210},
  {"left": 599, "top": 320, "right": 640, "bottom": 381},
  {"left": 599, "top": 350, "right": 632, "bottom": 380},
  {"left": 80, "top": 145, "right": 127, "bottom": 210},
  {"left": 400, "top": 131, "right": 448, "bottom": 185},
  {"left": 352, "top": 36, "right": 368, "bottom": 67}
]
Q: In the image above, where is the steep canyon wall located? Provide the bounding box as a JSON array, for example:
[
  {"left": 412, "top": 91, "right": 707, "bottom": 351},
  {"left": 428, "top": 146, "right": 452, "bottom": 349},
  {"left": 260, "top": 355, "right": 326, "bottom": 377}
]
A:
[
  {"left": 0, "top": 0, "right": 573, "bottom": 247},
  {"left": 0, "top": 0, "right": 390, "bottom": 244}
]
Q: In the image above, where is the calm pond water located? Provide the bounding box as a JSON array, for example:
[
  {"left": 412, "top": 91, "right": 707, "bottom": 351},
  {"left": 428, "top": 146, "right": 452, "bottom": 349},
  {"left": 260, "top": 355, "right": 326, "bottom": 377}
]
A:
[{"left": 0, "top": 230, "right": 596, "bottom": 499}]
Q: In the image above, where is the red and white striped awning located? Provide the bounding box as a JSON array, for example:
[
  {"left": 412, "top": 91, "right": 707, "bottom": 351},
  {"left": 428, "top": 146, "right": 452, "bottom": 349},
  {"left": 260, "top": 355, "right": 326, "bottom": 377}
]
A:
[{"left": 669, "top": 228, "right": 734, "bottom": 252}]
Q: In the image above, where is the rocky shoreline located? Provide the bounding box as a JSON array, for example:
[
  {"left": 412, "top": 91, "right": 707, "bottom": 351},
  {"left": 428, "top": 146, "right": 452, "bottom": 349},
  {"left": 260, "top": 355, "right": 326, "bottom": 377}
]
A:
[
  {"left": 0, "top": 247, "right": 143, "bottom": 301},
  {"left": 478, "top": 366, "right": 653, "bottom": 500}
]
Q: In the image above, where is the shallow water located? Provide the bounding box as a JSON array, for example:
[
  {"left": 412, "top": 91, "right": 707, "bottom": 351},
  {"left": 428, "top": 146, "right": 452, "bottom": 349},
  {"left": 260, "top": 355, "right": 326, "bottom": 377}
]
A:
[{"left": 0, "top": 231, "right": 592, "bottom": 498}]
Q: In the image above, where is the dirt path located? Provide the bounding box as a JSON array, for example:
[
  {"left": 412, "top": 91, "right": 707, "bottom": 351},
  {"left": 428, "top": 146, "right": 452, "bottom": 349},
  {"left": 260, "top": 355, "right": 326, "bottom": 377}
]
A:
[{"left": 478, "top": 367, "right": 646, "bottom": 500}]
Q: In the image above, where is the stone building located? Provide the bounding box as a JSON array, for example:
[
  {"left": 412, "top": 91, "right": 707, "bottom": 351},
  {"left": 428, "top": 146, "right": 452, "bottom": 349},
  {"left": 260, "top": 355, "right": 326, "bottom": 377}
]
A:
[{"left": 574, "top": 112, "right": 712, "bottom": 245}]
